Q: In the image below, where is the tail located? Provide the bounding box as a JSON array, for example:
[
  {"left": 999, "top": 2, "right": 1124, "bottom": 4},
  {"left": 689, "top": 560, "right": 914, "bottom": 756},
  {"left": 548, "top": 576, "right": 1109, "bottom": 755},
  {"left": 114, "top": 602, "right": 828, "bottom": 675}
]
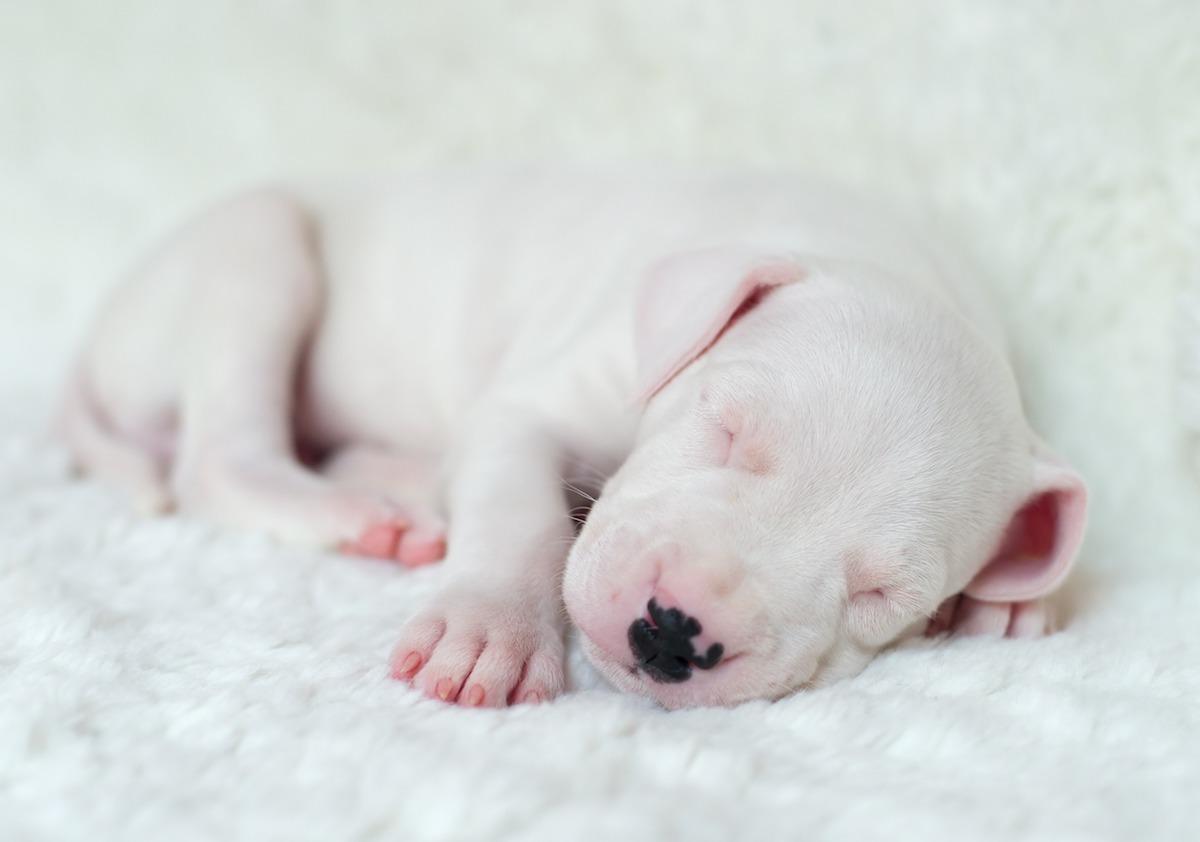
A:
[{"left": 57, "top": 365, "right": 173, "bottom": 514}]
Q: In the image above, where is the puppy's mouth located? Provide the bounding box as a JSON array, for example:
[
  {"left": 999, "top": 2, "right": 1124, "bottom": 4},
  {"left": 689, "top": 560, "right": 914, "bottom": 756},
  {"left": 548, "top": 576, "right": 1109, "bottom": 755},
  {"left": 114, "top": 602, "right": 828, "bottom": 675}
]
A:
[{"left": 578, "top": 627, "right": 748, "bottom": 710}]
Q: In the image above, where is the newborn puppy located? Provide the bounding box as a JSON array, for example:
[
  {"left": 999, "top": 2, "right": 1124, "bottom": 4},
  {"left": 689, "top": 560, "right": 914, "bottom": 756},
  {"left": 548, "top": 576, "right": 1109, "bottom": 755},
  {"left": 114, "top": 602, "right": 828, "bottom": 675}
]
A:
[{"left": 61, "top": 171, "right": 1087, "bottom": 709}]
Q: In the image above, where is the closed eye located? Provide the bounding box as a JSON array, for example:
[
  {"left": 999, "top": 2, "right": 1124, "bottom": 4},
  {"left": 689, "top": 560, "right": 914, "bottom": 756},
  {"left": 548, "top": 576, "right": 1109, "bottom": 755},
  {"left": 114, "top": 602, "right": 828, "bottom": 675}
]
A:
[
  {"left": 698, "top": 388, "right": 763, "bottom": 471},
  {"left": 699, "top": 402, "right": 738, "bottom": 467},
  {"left": 702, "top": 405, "right": 771, "bottom": 474}
]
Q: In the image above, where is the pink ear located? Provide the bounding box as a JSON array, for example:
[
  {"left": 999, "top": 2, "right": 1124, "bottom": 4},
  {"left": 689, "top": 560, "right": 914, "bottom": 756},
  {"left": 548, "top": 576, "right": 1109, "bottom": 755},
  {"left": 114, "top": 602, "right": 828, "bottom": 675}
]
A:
[
  {"left": 965, "top": 444, "right": 1088, "bottom": 602},
  {"left": 635, "top": 247, "right": 805, "bottom": 401}
]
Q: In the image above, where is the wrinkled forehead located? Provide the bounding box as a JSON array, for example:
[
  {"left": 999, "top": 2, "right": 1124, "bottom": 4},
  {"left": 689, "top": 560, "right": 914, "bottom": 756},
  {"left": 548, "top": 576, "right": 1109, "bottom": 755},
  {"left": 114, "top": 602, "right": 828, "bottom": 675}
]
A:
[
  {"left": 702, "top": 284, "right": 1011, "bottom": 405},
  {"left": 691, "top": 312, "right": 1023, "bottom": 482}
]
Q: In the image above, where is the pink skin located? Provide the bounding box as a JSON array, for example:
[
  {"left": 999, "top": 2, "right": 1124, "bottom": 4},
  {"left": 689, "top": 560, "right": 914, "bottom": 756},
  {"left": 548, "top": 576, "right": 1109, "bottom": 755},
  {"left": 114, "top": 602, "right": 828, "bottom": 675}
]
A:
[{"left": 339, "top": 519, "right": 447, "bottom": 568}]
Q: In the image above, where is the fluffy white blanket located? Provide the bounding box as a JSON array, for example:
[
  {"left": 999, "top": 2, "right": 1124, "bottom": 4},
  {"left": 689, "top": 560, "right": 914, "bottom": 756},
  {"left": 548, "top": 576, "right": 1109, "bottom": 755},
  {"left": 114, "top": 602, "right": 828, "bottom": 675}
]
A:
[{"left": 1, "top": 3, "right": 1197, "bottom": 840}]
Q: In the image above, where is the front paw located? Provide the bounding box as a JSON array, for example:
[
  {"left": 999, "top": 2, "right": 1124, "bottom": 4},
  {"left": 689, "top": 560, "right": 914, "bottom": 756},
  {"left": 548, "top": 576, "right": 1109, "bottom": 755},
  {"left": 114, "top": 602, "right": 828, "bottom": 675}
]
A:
[
  {"left": 390, "top": 586, "right": 565, "bottom": 707},
  {"left": 925, "top": 594, "right": 1055, "bottom": 638}
]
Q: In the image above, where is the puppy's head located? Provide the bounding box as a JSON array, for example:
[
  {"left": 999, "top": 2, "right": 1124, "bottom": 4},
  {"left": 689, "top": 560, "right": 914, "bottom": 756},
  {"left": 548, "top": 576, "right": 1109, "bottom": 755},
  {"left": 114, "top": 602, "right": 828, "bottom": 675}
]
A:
[{"left": 563, "top": 247, "right": 1086, "bottom": 708}]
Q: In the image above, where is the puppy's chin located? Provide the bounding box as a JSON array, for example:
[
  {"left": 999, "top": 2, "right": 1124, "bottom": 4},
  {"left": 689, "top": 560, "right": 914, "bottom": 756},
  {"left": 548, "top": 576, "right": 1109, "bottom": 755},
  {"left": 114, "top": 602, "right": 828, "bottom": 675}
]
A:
[{"left": 577, "top": 636, "right": 648, "bottom": 697}]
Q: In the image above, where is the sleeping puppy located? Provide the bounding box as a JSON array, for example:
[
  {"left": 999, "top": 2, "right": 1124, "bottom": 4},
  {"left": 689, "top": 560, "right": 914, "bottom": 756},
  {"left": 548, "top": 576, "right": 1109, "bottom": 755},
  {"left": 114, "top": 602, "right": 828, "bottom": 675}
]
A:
[{"left": 60, "top": 170, "right": 1087, "bottom": 709}]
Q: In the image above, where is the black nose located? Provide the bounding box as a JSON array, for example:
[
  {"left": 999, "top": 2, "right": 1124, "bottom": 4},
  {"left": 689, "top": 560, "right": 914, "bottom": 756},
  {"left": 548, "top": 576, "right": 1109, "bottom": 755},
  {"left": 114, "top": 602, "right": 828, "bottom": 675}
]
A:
[{"left": 627, "top": 599, "right": 725, "bottom": 683}]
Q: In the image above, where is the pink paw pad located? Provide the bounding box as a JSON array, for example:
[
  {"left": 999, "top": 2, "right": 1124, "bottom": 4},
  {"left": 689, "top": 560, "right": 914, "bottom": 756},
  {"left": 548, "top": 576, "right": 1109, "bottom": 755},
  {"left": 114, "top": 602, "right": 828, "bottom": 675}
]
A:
[
  {"left": 340, "top": 519, "right": 447, "bottom": 568},
  {"left": 397, "top": 529, "right": 447, "bottom": 568}
]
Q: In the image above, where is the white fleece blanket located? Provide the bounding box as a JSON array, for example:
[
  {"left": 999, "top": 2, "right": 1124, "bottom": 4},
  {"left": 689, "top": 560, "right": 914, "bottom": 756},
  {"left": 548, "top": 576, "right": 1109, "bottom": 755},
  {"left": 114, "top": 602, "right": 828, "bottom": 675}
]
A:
[{"left": 1, "top": 3, "right": 1198, "bottom": 840}]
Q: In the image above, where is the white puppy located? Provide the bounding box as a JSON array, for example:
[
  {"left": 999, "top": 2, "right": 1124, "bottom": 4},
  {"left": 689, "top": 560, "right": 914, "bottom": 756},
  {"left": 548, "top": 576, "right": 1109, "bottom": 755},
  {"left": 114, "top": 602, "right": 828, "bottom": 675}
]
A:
[{"left": 61, "top": 170, "right": 1087, "bottom": 709}]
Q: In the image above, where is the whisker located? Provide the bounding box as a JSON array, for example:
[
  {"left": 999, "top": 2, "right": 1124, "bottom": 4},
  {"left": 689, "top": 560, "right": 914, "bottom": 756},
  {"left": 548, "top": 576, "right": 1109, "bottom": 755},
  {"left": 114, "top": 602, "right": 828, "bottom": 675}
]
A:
[{"left": 561, "top": 479, "right": 598, "bottom": 504}]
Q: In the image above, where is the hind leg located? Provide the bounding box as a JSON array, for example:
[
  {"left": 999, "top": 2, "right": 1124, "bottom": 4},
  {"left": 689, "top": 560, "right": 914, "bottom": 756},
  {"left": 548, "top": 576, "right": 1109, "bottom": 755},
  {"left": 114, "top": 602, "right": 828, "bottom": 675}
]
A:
[
  {"left": 166, "top": 189, "right": 404, "bottom": 551},
  {"left": 320, "top": 445, "right": 448, "bottom": 567}
]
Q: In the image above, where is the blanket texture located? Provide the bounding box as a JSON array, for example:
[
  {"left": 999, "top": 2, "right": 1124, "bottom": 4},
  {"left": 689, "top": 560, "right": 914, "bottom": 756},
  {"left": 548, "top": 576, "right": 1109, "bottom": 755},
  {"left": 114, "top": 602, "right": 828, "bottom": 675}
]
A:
[{"left": 1, "top": 2, "right": 1197, "bottom": 840}]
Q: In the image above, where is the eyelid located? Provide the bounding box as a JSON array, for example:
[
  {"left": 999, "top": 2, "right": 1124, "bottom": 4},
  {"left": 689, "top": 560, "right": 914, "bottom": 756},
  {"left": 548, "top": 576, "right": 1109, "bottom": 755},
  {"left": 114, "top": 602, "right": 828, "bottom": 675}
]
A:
[
  {"left": 699, "top": 401, "right": 733, "bottom": 433},
  {"left": 712, "top": 405, "right": 742, "bottom": 438},
  {"left": 698, "top": 387, "right": 735, "bottom": 425},
  {"left": 701, "top": 398, "right": 771, "bottom": 474},
  {"left": 698, "top": 401, "right": 737, "bottom": 466}
]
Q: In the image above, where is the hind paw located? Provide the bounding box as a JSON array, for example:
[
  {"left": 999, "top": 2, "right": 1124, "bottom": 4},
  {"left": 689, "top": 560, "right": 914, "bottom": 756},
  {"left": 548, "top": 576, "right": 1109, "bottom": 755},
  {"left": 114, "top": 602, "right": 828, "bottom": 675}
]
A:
[
  {"left": 926, "top": 595, "right": 1055, "bottom": 638},
  {"left": 339, "top": 517, "right": 447, "bottom": 568}
]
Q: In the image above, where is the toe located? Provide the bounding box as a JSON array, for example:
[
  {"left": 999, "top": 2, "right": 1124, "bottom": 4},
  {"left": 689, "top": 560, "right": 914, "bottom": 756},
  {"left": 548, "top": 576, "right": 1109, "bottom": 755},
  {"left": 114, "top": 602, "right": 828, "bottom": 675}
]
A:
[
  {"left": 951, "top": 596, "right": 1012, "bottom": 636},
  {"left": 460, "top": 639, "right": 529, "bottom": 708},
  {"left": 390, "top": 614, "right": 446, "bottom": 680},
  {"left": 412, "top": 628, "right": 485, "bottom": 703},
  {"left": 342, "top": 519, "right": 407, "bottom": 560},
  {"left": 510, "top": 640, "right": 565, "bottom": 705},
  {"left": 342, "top": 508, "right": 446, "bottom": 568},
  {"left": 1006, "top": 600, "right": 1050, "bottom": 638},
  {"left": 396, "top": 526, "right": 447, "bottom": 568}
]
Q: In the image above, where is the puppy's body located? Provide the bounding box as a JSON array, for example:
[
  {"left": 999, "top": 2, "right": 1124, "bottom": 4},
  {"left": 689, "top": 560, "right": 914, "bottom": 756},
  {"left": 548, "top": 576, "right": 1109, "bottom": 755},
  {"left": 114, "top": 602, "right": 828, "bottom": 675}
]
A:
[{"left": 65, "top": 171, "right": 1086, "bottom": 708}]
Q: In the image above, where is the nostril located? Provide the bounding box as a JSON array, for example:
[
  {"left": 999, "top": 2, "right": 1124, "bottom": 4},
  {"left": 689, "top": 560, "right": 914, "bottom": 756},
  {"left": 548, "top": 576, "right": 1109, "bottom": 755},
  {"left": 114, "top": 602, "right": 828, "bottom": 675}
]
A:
[{"left": 627, "top": 599, "right": 726, "bottom": 683}]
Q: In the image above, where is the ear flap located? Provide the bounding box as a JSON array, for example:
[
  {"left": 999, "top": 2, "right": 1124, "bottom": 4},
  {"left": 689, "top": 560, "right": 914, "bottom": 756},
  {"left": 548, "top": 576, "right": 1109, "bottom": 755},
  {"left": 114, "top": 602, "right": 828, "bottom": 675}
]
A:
[
  {"left": 635, "top": 246, "right": 806, "bottom": 401},
  {"left": 965, "top": 441, "right": 1088, "bottom": 602}
]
